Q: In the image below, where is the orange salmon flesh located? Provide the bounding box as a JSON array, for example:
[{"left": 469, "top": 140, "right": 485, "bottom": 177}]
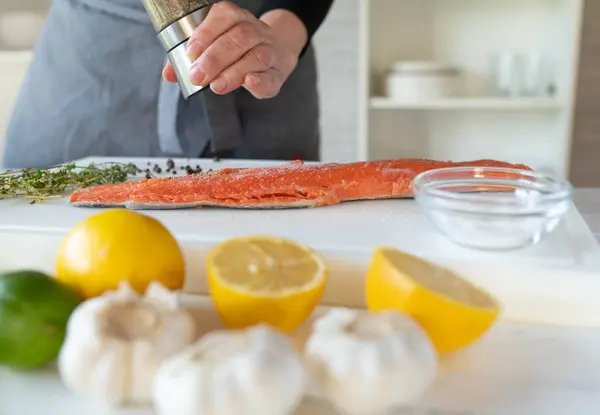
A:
[{"left": 68, "top": 158, "right": 531, "bottom": 209}]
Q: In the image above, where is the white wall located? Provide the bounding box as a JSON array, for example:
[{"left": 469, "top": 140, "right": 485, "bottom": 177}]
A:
[
  {"left": 0, "top": 55, "right": 30, "bottom": 162},
  {"left": 313, "top": 0, "right": 360, "bottom": 162},
  {"left": 0, "top": 0, "right": 49, "bottom": 162}
]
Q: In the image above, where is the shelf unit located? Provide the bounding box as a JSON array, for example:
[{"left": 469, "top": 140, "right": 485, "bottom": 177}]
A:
[
  {"left": 0, "top": 50, "right": 33, "bottom": 62},
  {"left": 370, "top": 97, "right": 564, "bottom": 111},
  {"left": 358, "top": 0, "right": 584, "bottom": 178}
]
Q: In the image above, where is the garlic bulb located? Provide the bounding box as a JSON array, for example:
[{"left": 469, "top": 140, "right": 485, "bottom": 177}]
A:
[
  {"left": 304, "top": 308, "right": 438, "bottom": 415},
  {"left": 57, "top": 281, "right": 196, "bottom": 406},
  {"left": 153, "top": 324, "right": 305, "bottom": 415}
]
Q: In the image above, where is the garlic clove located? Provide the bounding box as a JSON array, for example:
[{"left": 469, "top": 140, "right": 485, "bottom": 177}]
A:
[
  {"left": 145, "top": 281, "right": 180, "bottom": 309},
  {"left": 112, "top": 280, "right": 141, "bottom": 300},
  {"left": 153, "top": 324, "right": 306, "bottom": 415},
  {"left": 58, "top": 282, "right": 196, "bottom": 407},
  {"left": 304, "top": 308, "right": 438, "bottom": 415},
  {"left": 84, "top": 341, "right": 129, "bottom": 405}
]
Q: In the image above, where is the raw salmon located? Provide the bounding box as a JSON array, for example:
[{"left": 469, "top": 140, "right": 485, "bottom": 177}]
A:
[{"left": 68, "top": 158, "right": 531, "bottom": 210}]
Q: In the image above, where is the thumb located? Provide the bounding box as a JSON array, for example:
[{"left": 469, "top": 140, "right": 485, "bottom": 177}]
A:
[{"left": 162, "top": 62, "right": 178, "bottom": 83}]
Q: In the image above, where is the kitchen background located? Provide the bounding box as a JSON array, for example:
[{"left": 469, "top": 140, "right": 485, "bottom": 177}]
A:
[{"left": 0, "top": 0, "right": 599, "bottom": 186}]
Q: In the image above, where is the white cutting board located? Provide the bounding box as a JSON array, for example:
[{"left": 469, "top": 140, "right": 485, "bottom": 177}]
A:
[
  {"left": 1, "top": 156, "right": 599, "bottom": 265},
  {"left": 2, "top": 156, "right": 600, "bottom": 327}
]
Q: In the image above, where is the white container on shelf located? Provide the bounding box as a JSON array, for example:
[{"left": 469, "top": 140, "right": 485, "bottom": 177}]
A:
[{"left": 385, "top": 61, "right": 463, "bottom": 102}]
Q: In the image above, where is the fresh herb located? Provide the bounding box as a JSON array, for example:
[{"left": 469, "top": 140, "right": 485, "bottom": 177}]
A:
[{"left": 0, "top": 162, "right": 138, "bottom": 201}]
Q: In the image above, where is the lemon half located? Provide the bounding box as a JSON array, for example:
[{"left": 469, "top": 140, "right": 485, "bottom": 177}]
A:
[
  {"left": 207, "top": 235, "right": 328, "bottom": 333},
  {"left": 366, "top": 247, "right": 500, "bottom": 354}
]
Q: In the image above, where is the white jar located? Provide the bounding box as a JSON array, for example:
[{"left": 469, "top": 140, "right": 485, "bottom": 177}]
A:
[{"left": 385, "top": 61, "right": 463, "bottom": 101}]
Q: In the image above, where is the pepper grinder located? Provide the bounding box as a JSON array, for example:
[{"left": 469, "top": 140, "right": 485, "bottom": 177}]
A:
[{"left": 141, "top": 0, "right": 215, "bottom": 99}]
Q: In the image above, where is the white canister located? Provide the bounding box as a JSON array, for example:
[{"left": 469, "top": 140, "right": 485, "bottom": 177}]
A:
[{"left": 385, "top": 61, "right": 463, "bottom": 101}]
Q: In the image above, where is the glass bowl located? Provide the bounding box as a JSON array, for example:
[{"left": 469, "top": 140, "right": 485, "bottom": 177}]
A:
[{"left": 411, "top": 166, "right": 573, "bottom": 251}]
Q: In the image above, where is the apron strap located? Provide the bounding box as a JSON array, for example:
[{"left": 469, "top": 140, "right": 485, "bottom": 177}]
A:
[
  {"left": 157, "top": 62, "right": 246, "bottom": 156},
  {"left": 201, "top": 91, "right": 245, "bottom": 153}
]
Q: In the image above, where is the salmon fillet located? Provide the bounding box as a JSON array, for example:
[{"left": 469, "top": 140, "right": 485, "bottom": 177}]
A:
[{"left": 68, "top": 158, "right": 531, "bottom": 210}]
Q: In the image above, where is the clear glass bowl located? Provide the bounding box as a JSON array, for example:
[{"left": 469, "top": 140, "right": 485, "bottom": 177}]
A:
[{"left": 411, "top": 166, "right": 574, "bottom": 251}]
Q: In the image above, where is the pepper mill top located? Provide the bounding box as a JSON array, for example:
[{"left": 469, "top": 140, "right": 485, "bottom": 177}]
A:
[{"left": 141, "top": 0, "right": 213, "bottom": 32}]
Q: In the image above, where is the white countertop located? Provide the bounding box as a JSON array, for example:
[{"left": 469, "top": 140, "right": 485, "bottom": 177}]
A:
[
  {"left": 1, "top": 176, "right": 600, "bottom": 414},
  {"left": 2, "top": 298, "right": 600, "bottom": 415},
  {"left": 573, "top": 189, "right": 600, "bottom": 239}
]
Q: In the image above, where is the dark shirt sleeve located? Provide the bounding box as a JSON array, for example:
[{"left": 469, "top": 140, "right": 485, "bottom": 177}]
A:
[{"left": 255, "top": 0, "right": 334, "bottom": 57}]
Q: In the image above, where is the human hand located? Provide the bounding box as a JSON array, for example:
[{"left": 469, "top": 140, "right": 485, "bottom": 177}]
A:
[{"left": 162, "top": 1, "right": 307, "bottom": 99}]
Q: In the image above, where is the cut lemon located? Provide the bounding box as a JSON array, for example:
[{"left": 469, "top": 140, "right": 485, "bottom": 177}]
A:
[
  {"left": 365, "top": 247, "right": 500, "bottom": 354},
  {"left": 206, "top": 235, "right": 328, "bottom": 334}
]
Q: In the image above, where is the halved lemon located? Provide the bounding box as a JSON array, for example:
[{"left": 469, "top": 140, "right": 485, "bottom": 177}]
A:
[
  {"left": 206, "top": 235, "right": 329, "bottom": 333},
  {"left": 365, "top": 247, "right": 500, "bottom": 354}
]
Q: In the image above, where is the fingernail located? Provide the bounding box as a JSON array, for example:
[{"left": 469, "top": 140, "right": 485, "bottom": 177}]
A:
[
  {"left": 189, "top": 65, "right": 205, "bottom": 85},
  {"left": 211, "top": 78, "right": 227, "bottom": 94},
  {"left": 186, "top": 41, "right": 202, "bottom": 60}
]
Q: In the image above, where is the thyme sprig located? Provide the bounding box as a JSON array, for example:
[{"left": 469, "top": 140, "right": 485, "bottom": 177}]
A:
[{"left": 0, "top": 162, "right": 139, "bottom": 201}]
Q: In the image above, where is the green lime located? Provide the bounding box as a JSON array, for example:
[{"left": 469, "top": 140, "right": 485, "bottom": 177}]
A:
[{"left": 0, "top": 270, "right": 84, "bottom": 371}]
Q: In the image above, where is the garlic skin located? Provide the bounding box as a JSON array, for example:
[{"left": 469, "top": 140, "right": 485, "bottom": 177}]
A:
[
  {"left": 304, "top": 308, "right": 438, "bottom": 415},
  {"left": 57, "top": 282, "right": 196, "bottom": 406},
  {"left": 153, "top": 324, "right": 305, "bottom": 415}
]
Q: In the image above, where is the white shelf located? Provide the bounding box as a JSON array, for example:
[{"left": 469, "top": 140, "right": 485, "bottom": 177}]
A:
[
  {"left": 370, "top": 97, "right": 563, "bottom": 111},
  {"left": 358, "top": 0, "right": 584, "bottom": 179},
  {"left": 0, "top": 49, "right": 33, "bottom": 63}
]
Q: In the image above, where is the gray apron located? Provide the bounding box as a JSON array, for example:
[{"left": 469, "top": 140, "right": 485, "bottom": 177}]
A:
[{"left": 1, "top": 0, "right": 320, "bottom": 168}]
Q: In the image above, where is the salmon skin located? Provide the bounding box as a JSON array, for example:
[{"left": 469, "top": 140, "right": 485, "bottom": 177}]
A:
[{"left": 68, "top": 158, "right": 531, "bottom": 210}]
